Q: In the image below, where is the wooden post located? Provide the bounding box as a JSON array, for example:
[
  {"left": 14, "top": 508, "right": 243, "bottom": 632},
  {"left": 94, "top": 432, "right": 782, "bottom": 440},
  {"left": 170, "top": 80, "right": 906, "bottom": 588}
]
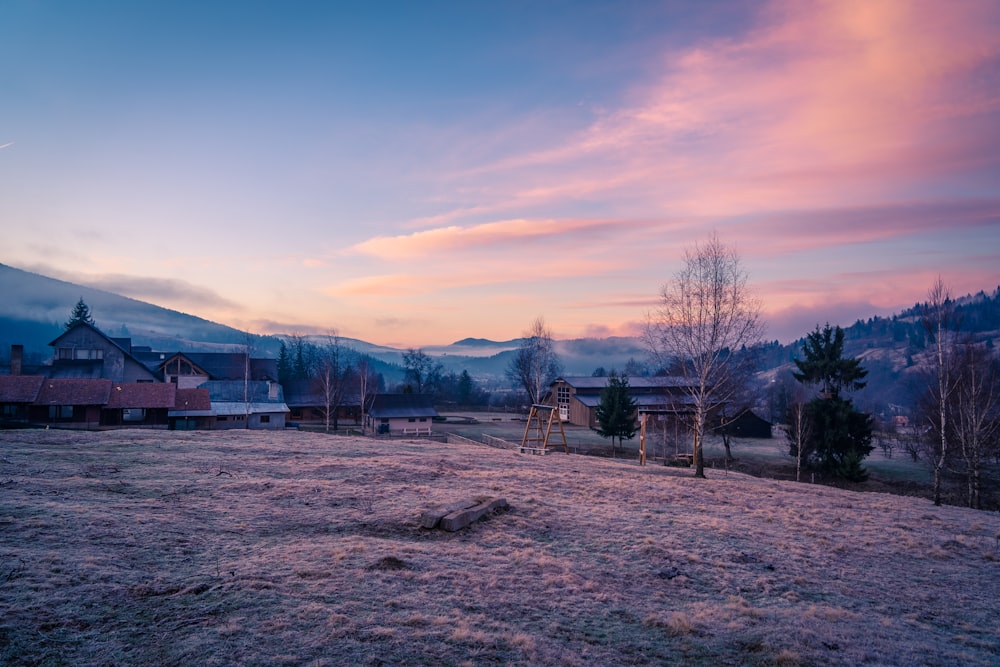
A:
[{"left": 639, "top": 413, "right": 647, "bottom": 466}]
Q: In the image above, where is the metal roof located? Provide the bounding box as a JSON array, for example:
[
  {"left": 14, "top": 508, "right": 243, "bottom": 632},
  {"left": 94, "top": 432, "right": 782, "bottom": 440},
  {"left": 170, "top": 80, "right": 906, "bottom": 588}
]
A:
[{"left": 368, "top": 393, "right": 438, "bottom": 419}]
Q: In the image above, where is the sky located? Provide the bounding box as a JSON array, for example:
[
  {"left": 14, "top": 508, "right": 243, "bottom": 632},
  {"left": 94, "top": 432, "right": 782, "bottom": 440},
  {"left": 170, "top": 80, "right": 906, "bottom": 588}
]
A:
[{"left": 2, "top": 1, "right": 999, "bottom": 348}]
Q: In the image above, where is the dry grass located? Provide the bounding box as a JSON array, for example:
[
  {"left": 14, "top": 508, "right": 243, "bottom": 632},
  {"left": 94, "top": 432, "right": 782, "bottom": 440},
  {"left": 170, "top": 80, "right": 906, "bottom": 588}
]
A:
[{"left": 2, "top": 429, "right": 999, "bottom": 666}]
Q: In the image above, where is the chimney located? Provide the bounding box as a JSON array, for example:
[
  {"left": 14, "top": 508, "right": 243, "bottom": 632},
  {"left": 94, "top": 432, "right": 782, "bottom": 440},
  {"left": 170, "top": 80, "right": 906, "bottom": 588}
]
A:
[{"left": 11, "top": 344, "right": 23, "bottom": 376}]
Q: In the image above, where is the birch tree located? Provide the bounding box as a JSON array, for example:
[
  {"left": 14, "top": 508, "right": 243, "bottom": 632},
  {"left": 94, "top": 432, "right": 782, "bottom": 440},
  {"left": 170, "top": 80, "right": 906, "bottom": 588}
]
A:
[
  {"left": 317, "top": 333, "right": 351, "bottom": 432},
  {"left": 923, "top": 277, "right": 957, "bottom": 506},
  {"left": 506, "top": 317, "right": 561, "bottom": 405},
  {"left": 645, "top": 233, "right": 764, "bottom": 478},
  {"left": 950, "top": 342, "right": 1000, "bottom": 509}
]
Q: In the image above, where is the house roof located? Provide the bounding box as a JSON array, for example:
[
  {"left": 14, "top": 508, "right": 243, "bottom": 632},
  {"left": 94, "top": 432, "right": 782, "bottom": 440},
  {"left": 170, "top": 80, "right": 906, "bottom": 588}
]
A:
[
  {"left": 35, "top": 378, "right": 113, "bottom": 406},
  {"left": 158, "top": 353, "right": 278, "bottom": 382},
  {"left": 573, "top": 393, "right": 698, "bottom": 409},
  {"left": 553, "top": 375, "right": 691, "bottom": 390},
  {"left": 282, "top": 379, "right": 362, "bottom": 408},
  {"left": 169, "top": 388, "right": 214, "bottom": 417},
  {"left": 106, "top": 383, "right": 177, "bottom": 409},
  {"left": 175, "top": 388, "right": 212, "bottom": 411},
  {"left": 48, "top": 321, "right": 161, "bottom": 381},
  {"left": 198, "top": 380, "right": 285, "bottom": 403},
  {"left": 368, "top": 393, "right": 438, "bottom": 419},
  {"left": 0, "top": 375, "right": 45, "bottom": 403},
  {"left": 212, "top": 401, "right": 290, "bottom": 416}
]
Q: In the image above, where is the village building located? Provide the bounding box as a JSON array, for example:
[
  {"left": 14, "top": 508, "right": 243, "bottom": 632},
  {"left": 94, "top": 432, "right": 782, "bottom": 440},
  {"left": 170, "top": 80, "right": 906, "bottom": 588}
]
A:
[
  {"left": 546, "top": 375, "right": 699, "bottom": 429},
  {"left": 198, "top": 380, "right": 289, "bottom": 429},
  {"left": 48, "top": 321, "right": 160, "bottom": 382},
  {"left": 366, "top": 393, "right": 438, "bottom": 435},
  {"left": 282, "top": 379, "right": 362, "bottom": 427}
]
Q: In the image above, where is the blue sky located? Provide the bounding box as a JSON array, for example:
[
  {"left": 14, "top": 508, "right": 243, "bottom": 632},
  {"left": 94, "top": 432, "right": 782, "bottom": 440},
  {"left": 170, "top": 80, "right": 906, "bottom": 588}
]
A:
[{"left": 2, "top": 1, "right": 999, "bottom": 346}]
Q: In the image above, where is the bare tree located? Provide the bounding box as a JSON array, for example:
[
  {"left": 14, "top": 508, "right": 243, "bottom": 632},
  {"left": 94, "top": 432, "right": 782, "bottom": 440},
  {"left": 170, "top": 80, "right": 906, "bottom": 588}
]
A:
[
  {"left": 402, "top": 348, "right": 442, "bottom": 395},
  {"left": 784, "top": 386, "right": 812, "bottom": 483},
  {"left": 923, "top": 277, "right": 958, "bottom": 506},
  {"left": 506, "top": 317, "right": 562, "bottom": 405},
  {"left": 645, "top": 232, "right": 764, "bottom": 478},
  {"left": 950, "top": 342, "right": 1000, "bottom": 509},
  {"left": 317, "top": 333, "right": 352, "bottom": 433},
  {"left": 356, "top": 354, "right": 379, "bottom": 429}
]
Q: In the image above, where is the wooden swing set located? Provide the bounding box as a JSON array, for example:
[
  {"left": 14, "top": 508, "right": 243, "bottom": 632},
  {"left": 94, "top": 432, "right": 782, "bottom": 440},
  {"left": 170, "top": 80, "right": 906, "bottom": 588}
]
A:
[{"left": 519, "top": 404, "right": 569, "bottom": 454}]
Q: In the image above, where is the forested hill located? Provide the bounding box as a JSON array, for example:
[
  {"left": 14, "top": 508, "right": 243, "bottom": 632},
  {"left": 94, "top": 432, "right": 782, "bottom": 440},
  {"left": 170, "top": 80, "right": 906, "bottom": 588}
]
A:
[{"left": 755, "top": 287, "right": 1000, "bottom": 420}]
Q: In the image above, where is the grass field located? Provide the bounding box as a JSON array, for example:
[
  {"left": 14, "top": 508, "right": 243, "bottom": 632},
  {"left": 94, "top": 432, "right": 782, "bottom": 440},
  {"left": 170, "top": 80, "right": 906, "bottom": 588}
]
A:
[{"left": 2, "top": 428, "right": 999, "bottom": 666}]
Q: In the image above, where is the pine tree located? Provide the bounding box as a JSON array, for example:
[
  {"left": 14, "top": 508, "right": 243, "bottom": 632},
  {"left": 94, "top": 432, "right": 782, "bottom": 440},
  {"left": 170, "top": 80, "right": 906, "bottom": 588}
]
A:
[
  {"left": 595, "top": 370, "right": 638, "bottom": 457},
  {"left": 790, "top": 324, "right": 873, "bottom": 480},
  {"left": 65, "top": 297, "right": 96, "bottom": 329},
  {"left": 277, "top": 342, "right": 293, "bottom": 386}
]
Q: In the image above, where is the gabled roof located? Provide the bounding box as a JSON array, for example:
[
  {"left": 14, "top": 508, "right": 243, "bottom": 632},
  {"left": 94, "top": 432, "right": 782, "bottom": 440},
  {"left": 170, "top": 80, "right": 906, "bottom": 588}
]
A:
[
  {"left": 0, "top": 375, "right": 45, "bottom": 403},
  {"left": 106, "top": 383, "right": 177, "bottom": 409},
  {"left": 368, "top": 393, "right": 438, "bottom": 419},
  {"left": 48, "top": 321, "right": 161, "bottom": 381},
  {"left": 157, "top": 352, "right": 278, "bottom": 382},
  {"left": 35, "top": 379, "right": 112, "bottom": 406}
]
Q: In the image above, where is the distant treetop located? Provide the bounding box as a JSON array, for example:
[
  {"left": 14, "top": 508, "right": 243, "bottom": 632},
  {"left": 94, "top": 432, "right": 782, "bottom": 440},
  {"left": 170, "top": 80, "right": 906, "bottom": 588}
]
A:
[{"left": 65, "top": 297, "right": 96, "bottom": 329}]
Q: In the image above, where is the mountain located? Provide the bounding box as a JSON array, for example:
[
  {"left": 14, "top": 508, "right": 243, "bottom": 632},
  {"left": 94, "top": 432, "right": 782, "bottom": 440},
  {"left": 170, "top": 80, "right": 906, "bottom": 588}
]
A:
[{"left": 0, "top": 263, "right": 257, "bottom": 360}]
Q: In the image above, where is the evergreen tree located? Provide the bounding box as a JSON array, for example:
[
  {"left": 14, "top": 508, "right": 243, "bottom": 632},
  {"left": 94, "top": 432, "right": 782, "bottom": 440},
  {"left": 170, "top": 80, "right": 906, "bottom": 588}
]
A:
[
  {"left": 789, "top": 324, "right": 873, "bottom": 481},
  {"left": 277, "top": 342, "right": 293, "bottom": 386},
  {"left": 457, "top": 370, "right": 475, "bottom": 405},
  {"left": 792, "top": 324, "right": 867, "bottom": 399},
  {"left": 594, "top": 371, "right": 638, "bottom": 457},
  {"left": 65, "top": 297, "right": 96, "bottom": 329}
]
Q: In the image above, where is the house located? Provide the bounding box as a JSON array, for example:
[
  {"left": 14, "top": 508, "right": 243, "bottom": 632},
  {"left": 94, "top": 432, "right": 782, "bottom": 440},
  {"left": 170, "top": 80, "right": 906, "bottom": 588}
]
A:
[
  {"left": 30, "top": 378, "right": 113, "bottom": 428},
  {"left": 283, "top": 379, "right": 362, "bottom": 426},
  {"left": 47, "top": 322, "right": 161, "bottom": 382},
  {"left": 366, "top": 394, "right": 438, "bottom": 435},
  {"left": 547, "top": 376, "right": 699, "bottom": 429},
  {"left": 198, "top": 380, "right": 289, "bottom": 429},
  {"left": 0, "top": 374, "right": 45, "bottom": 425},
  {"left": 102, "top": 382, "right": 177, "bottom": 427}
]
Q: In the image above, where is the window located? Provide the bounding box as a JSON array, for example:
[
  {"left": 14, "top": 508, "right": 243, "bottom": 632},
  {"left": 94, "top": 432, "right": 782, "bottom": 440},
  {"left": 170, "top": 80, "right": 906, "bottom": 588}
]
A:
[
  {"left": 419, "top": 417, "right": 427, "bottom": 422},
  {"left": 2, "top": 405, "right": 19, "bottom": 417},
  {"left": 408, "top": 418, "right": 416, "bottom": 423},
  {"left": 123, "top": 408, "right": 146, "bottom": 422},
  {"left": 260, "top": 415, "right": 271, "bottom": 424},
  {"left": 557, "top": 386, "right": 571, "bottom": 405},
  {"left": 57, "top": 348, "right": 104, "bottom": 361},
  {"left": 48, "top": 405, "right": 73, "bottom": 419}
]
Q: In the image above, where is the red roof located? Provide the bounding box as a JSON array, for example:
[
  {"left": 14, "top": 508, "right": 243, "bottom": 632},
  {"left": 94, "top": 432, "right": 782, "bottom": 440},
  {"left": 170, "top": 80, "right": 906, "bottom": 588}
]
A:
[
  {"left": 0, "top": 375, "right": 45, "bottom": 403},
  {"left": 106, "top": 383, "right": 177, "bottom": 409},
  {"left": 175, "top": 388, "right": 212, "bottom": 411},
  {"left": 35, "top": 379, "right": 113, "bottom": 406}
]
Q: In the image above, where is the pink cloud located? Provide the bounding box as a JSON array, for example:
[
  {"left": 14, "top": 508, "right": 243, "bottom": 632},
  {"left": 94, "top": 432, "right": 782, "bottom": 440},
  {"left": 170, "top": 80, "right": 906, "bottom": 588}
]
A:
[
  {"left": 438, "top": 0, "right": 1000, "bottom": 223},
  {"left": 349, "top": 217, "right": 622, "bottom": 260}
]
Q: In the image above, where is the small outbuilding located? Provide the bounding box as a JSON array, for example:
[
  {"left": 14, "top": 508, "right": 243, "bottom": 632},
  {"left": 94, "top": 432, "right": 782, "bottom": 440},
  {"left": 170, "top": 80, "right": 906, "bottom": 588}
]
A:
[{"left": 366, "top": 393, "right": 438, "bottom": 436}]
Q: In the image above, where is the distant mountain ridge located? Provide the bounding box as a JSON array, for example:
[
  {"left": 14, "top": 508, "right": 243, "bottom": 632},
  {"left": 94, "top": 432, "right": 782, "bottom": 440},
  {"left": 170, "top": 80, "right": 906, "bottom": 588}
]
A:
[{"left": 3, "top": 263, "right": 999, "bottom": 393}]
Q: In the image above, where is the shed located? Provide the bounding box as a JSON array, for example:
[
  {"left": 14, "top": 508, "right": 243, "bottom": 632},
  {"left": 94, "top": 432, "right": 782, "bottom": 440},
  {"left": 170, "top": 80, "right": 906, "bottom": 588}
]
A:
[{"left": 367, "top": 394, "right": 438, "bottom": 435}]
